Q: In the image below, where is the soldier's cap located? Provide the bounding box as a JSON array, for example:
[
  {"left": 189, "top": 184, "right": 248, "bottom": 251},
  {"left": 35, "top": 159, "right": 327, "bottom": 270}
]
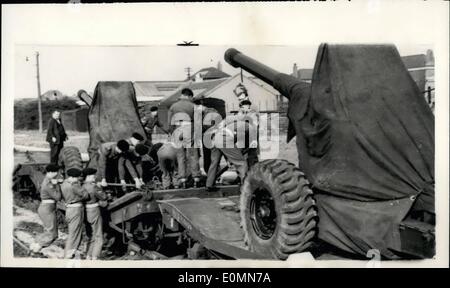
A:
[
  {"left": 67, "top": 168, "right": 82, "bottom": 177},
  {"left": 150, "top": 106, "right": 158, "bottom": 112},
  {"left": 117, "top": 140, "right": 130, "bottom": 152},
  {"left": 181, "top": 88, "right": 194, "bottom": 97},
  {"left": 82, "top": 167, "right": 97, "bottom": 176},
  {"left": 45, "top": 164, "right": 60, "bottom": 173},
  {"left": 132, "top": 132, "right": 144, "bottom": 141},
  {"left": 193, "top": 98, "right": 204, "bottom": 105},
  {"left": 239, "top": 100, "right": 252, "bottom": 106},
  {"left": 135, "top": 144, "right": 149, "bottom": 156}
]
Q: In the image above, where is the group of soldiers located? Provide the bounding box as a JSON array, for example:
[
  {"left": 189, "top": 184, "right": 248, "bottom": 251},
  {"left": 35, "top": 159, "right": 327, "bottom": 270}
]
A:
[
  {"left": 158, "top": 87, "right": 259, "bottom": 191},
  {"left": 34, "top": 84, "right": 259, "bottom": 259},
  {"left": 32, "top": 164, "right": 107, "bottom": 259},
  {"left": 33, "top": 131, "right": 153, "bottom": 259}
]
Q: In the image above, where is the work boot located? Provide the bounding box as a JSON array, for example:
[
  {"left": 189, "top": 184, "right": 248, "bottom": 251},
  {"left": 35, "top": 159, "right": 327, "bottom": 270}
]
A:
[
  {"left": 193, "top": 177, "right": 200, "bottom": 188},
  {"left": 179, "top": 178, "right": 187, "bottom": 189}
]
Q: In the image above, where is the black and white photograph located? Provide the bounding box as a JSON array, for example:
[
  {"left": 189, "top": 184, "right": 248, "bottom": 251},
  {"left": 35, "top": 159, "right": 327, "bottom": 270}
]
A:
[{"left": 1, "top": 1, "right": 448, "bottom": 268}]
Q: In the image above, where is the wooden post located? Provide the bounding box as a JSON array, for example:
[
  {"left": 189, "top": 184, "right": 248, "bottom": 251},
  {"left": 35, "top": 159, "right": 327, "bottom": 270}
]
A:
[{"left": 36, "top": 51, "right": 43, "bottom": 133}]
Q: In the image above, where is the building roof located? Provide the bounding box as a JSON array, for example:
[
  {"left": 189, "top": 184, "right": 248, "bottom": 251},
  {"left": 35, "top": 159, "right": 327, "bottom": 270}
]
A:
[
  {"left": 248, "top": 77, "right": 280, "bottom": 95},
  {"left": 188, "top": 67, "right": 230, "bottom": 81},
  {"left": 160, "top": 78, "right": 229, "bottom": 107},
  {"left": 133, "top": 81, "right": 185, "bottom": 102},
  {"left": 200, "top": 73, "right": 279, "bottom": 100},
  {"left": 401, "top": 54, "right": 426, "bottom": 69}
]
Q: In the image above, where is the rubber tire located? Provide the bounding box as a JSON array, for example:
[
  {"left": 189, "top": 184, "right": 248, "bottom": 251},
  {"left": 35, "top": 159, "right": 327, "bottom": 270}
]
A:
[
  {"left": 58, "top": 146, "right": 83, "bottom": 175},
  {"left": 240, "top": 159, "right": 317, "bottom": 260}
]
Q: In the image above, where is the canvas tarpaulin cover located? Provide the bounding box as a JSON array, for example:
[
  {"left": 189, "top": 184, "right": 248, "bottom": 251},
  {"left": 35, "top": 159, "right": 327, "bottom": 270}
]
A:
[
  {"left": 87, "top": 81, "right": 147, "bottom": 167},
  {"left": 274, "top": 44, "right": 434, "bottom": 258}
]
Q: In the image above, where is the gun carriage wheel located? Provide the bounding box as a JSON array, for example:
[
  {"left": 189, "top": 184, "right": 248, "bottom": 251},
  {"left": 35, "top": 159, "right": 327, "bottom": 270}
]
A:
[{"left": 240, "top": 159, "right": 318, "bottom": 260}]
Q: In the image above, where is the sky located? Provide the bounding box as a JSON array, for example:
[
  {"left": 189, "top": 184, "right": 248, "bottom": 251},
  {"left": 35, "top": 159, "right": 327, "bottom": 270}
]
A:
[{"left": 14, "top": 44, "right": 433, "bottom": 99}]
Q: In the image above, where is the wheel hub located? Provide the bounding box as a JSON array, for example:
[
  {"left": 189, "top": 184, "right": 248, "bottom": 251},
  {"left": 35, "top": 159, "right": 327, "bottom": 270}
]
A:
[{"left": 250, "top": 187, "right": 277, "bottom": 240}]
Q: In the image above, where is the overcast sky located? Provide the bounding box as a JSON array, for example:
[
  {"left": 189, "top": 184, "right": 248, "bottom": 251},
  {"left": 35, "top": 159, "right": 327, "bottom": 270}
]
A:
[{"left": 14, "top": 44, "right": 432, "bottom": 99}]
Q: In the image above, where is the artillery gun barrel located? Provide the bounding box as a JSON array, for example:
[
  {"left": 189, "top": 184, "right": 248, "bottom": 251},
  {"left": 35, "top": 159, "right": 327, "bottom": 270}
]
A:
[{"left": 224, "top": 48, "right": 286, "bottom": 97}]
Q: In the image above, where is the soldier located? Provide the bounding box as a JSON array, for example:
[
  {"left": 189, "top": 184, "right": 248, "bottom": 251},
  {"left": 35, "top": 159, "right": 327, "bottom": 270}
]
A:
[
  {"left": 46, "top": 110, "right": 68, "bottom": 164},
  {"left": 236, "top": 100, "right": 259, "bottom": 168},
  {"left": 127, "top": 132, "right": 145, "bottom": 148},
  {"left": 237, "top": 100, "right": 259, "bottom": 126},
  {"left": 193, "top": 98, "right": 222, "bottom": 173},
  {"left": 82, "top": 167, "right": 107, "bottom": 260},
  {"left": 120, "top": 143, "right": 150, "bottom": 190},
  {"left": 168, "top": 88, "right": 201, "bottom": 188},
  {"left": 205, "top": 118, "right": 257, "bottom": 192},
  {"left": 61, "top": 168, "right": 89, "bottom": 259},
  {"left": 157, "top": 141, "right": 181, "bottom": 189},
  {"left": 97, "top": 140, "right": 143, "bottom": 189},
  {"left": 123, "top": 133, "right": 145, "bottom": 187},
  {"left": 30, "top": 164, "right": 62, "bottom": 253},
  {"left": 141, "top": 106, "right": 168, "bottom": 144}
]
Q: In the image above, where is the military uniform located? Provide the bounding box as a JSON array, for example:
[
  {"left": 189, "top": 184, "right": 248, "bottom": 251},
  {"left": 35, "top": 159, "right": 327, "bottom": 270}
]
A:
[
  {"left": 36, "top": 177, "right": 62, "bottom": 247},
  {"left": 237, "top": 109, "right": 260, "bottom": 168},
  {"left": 200, "top": 107, "right": 221, "bottom": 172},
  {"left": 206, "top": 119, "right": 257, "bottom": 188},
  {"left": 61, "top": 178, "right": 89, "bottom": 259},
  {"left": 97, "top": 142, "right": 136, "bottom": 183},
  {"left": 168, "top": 98, "right": 196, "bottom": 126},
  {"left": 168, "top": 97, "right": 201, "bottom": 183},
  {"left": 83, "top": 180, "right": 107, "bottom": 260},
  {"left": 122, "top": 152, "right": 143, "bottom": 180},
  {"left": 142, "top": 115, "right": 163, "bottom": 144},
  {"left": 157, "top": 142, "right": 181, "bottom": 189},
  {"left": 125, "top": 137, "right": 148, "bottom": 183}
]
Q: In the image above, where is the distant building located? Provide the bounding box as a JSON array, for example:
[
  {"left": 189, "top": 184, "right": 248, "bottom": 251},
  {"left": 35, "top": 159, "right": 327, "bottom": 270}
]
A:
[
  {"left": 194, "top": 73, "right": 279, "bottom": 113},
  {"left": 133, "top": 81, "right": 185, "bottom": 103},
  {"left": 288, "top": 51, "right": 435, "bottom": 108},
  {"left": 133, "top": 64, "right": 230, "bottom": 104},
  {"left": 291, "top": 64, "right": 313, "bottom": 83},
  {"left": 401, "top": 50, "right": 435, "bottom": 107},
  {"left": 41, "top": 90, "right": 64, "bottom": 101},
  {"left": 187, "top": 65, "right": 230, "bottom": 82},
  {"left": 159, "top": 78, "right": 228, "bottom": 108}
]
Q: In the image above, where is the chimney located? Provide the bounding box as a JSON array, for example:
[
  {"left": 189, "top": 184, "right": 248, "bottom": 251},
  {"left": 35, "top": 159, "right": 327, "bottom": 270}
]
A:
[
  {"left": 293, "top": 63, "right": 298, "bottom": 79},
  {"left": 217, "top": 61, "right": 222, "bottom": 71}
]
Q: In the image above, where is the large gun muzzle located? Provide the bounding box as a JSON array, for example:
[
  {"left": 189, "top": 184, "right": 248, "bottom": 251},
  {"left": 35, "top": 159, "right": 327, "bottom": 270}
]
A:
[
  {"left": 225, "top": 48, "right": 302, "bottom": 100},
  {"left": 224, "top": 48, "right": 282, "bottom": 88}
]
